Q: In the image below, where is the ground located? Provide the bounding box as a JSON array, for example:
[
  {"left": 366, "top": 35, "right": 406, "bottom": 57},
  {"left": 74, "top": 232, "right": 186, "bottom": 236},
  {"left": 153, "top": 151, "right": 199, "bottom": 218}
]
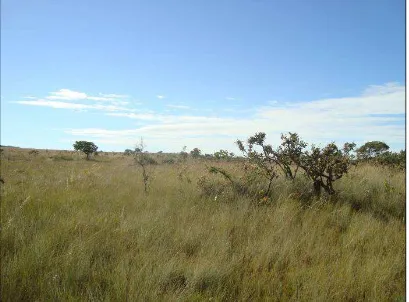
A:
[{"left": 0, "top": 147, "right": 405, "bottom": 301}]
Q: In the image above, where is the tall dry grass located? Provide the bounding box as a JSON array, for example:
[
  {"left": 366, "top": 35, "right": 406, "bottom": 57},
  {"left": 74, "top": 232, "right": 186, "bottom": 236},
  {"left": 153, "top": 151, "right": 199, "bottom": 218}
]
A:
[{"left": 0, "top": 148, "right": 405, "bottom": 301}]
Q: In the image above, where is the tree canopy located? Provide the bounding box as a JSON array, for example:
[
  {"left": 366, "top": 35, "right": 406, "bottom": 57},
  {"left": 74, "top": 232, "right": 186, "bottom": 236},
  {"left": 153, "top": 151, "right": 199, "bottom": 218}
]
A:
[
  {"left": 356, "top": 141, "right": 389, "bottom": 159},
  {"left": 73, "top": 141, "right": 98, "bottom": 160}
]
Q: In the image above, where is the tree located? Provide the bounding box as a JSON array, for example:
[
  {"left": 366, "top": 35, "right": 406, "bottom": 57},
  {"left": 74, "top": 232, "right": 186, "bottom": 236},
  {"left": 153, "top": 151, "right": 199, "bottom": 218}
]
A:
[
  {"left": 124, "top": 149, "right": 134, "bottom": 156},
  {"left": 73, "top": 141, "right": 98, "bottom": 160},
  {"left": 356, "top": 141, "right": 389, "bottom": 160},
  {"left": 214, "top": 149, "right": 235, "bottom": 160},
  {"left": 237, "top": 132, "right": 355, "bottom": 197},
  {"left": 190, "top": 147, "right": 202, "bottom": 158},
  {"left": 297, "top": 142, "right": 355, "bottom": 196}
]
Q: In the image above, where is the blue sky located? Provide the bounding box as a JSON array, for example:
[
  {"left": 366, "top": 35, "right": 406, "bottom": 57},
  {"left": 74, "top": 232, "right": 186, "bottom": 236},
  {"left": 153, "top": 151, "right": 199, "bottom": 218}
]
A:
[{"left": 1, "top": 0, "right": 405, "bottom": 153}]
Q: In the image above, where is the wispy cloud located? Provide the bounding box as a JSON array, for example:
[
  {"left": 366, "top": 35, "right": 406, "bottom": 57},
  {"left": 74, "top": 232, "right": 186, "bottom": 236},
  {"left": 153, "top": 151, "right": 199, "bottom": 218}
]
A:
[
  {"left": 156, "top": 95, "right": 166, "bottom": 99},
  {"left": 166, "top": 104, "right": 190, "bottom": 110},
  {"left": 64, "top": 82, "right": 404, "bottom": 152},
  {"left": 98, "top": 93, "right": 129, "bottom": 98},
  {"left": 225, "top": 97, "right": 236, "bottom": 100},
  {"left": 46, "top": 89, "right": 128, "bottom": 102},
  {"left": 14, "top": 88, "right": 134, "bottom": 112},
  {"left": 14, "top": 99, "right": 133, "bottom": 112}
]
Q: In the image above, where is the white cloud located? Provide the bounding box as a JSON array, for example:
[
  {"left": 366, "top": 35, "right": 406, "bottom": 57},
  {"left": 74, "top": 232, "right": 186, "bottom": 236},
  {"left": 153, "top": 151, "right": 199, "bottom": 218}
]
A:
[
  {"left": 47, "top": 89, "right": 88, "bottom": 100},
  {"left": 156, "top": 95, "right": 166, "bottom": 99},
  {"left": 225, "top": 97, "right": 236, "bottom": 100},
  {"left": 64, "top": 82, "right": 404, "bottom": 153}
]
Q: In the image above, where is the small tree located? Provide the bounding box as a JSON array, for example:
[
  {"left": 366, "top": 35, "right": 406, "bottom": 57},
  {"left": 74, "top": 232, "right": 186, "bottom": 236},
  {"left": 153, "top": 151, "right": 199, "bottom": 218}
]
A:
[
  {"left": 298, "top": 142, "right": 355, "bottom": 196},
  {"left": 356, "top": 141, "right": 389, "bottom": 160},
  {"left": 236, "top": 133, "right": 281, "bottom": 196},
  {"left": 190, "top": 148, "right": 202, "bottom": 158},
  {"left": 179, "top": 146, "right": 188, "bottom": 162},
  {"left": 73, "top": 141, "right": 98, "bottom": 160},
  {"left": 133, "top": 139, "right": 157, "bottom": 193}
]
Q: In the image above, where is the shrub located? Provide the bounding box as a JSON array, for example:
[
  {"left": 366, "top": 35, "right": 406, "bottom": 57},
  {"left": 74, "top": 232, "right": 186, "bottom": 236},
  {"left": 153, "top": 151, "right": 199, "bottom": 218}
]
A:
[{"left": 374, "top": 150, "right": 405, "bottom": 169}]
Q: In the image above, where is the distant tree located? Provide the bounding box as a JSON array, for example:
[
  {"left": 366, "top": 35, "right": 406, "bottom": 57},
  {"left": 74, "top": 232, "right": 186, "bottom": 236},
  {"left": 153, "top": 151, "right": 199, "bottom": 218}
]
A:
[
  {"left": 190, "top": 147, "right": 202, "bottom": 158},
  {"left": 124, "top": 149, "right": 134, "bottom": 156},
  {"left": 73, "top": 141, "right": 98, "bottom": 160},
  {"left": 356, "top": 141, "right": 389, "bottom": 160},
  {"left": 214, "top": 149, "right": 235, "bottom": 160}
]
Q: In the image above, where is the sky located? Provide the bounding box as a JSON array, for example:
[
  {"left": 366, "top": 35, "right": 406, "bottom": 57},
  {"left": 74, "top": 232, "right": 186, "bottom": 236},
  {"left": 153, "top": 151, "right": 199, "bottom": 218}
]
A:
[{"left": 1, "top": 0, "right": 405, "bottom": 153}]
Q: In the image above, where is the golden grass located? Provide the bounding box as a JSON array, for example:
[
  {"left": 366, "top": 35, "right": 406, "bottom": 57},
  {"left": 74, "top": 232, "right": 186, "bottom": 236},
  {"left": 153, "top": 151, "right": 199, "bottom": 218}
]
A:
[{"left": 0, "top": 148, "right": 405, "bottom": 301}]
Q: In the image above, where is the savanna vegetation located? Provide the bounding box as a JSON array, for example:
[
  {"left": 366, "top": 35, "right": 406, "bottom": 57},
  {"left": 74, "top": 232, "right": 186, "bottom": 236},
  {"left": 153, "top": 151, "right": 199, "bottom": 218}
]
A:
[{"left": 0, "top": 134, "right": 405, "bottom": 301}]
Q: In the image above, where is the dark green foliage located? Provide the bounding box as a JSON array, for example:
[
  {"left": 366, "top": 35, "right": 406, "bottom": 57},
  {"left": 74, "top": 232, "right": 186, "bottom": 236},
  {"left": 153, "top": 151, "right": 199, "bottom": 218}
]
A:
[
  {"left": 356, "top": 141, "right": 389, "bottom": 160},
  {"left": 73, "top": 141, "right": 98, "bottom": 160}
]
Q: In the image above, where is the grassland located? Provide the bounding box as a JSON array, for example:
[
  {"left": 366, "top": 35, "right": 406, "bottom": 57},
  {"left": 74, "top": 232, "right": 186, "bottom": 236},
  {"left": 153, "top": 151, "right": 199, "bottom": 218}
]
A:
[{"left": 0, "top": 148, "right": 405, "bottom": 301}]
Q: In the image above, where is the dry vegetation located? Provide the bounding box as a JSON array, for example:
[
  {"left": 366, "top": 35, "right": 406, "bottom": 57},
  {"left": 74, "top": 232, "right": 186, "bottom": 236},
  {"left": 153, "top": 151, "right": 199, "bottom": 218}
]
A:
[{"left": 0, "top": 147, "right": 405, "bottom": 301}]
